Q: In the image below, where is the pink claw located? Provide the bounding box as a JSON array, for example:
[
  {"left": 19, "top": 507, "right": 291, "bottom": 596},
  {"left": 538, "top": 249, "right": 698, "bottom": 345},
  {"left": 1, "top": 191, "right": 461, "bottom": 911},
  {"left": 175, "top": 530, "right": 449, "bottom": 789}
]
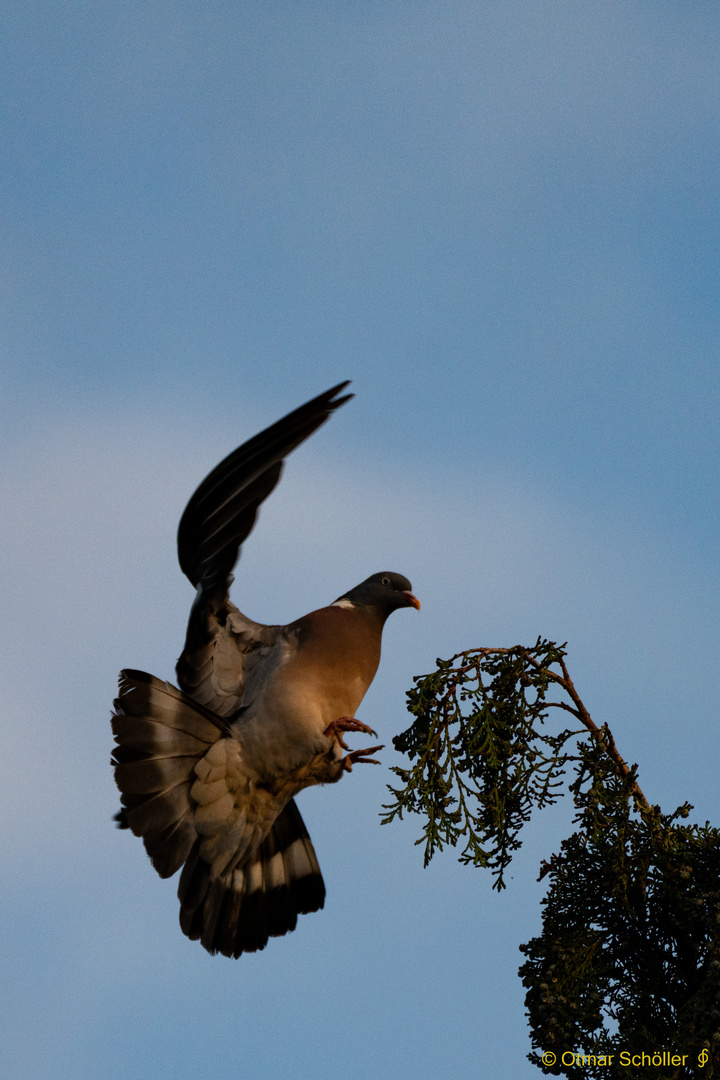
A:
[
  {"left": 343, "top": 745, "right": 385, "bottom": 772},
  {"left": 324, "top": 716, "right": 378, "bottom": 752}
]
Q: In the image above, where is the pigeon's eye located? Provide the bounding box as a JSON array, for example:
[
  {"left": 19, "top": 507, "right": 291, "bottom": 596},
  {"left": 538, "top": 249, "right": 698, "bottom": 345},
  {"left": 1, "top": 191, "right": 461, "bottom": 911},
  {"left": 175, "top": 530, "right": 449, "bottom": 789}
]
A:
[{"left": 382, "top": 576, "right": 390, "bottom": 585}]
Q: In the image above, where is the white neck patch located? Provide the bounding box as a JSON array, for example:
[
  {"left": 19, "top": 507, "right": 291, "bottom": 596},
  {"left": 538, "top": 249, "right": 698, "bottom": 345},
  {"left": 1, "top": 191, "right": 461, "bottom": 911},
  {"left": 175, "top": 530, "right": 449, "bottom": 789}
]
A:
[{"left": 331, "top": 598, "right": 356, "bottom": 610}]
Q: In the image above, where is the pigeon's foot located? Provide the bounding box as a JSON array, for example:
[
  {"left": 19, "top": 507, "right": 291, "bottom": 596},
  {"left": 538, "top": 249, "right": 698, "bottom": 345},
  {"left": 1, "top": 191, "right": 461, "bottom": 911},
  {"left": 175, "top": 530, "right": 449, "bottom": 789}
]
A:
[
  {"left": 324, "top": 716, "right": 378, "bottom": 752},
  {"left": 342, "top": 745, "right": 384, "bottom": 772}
]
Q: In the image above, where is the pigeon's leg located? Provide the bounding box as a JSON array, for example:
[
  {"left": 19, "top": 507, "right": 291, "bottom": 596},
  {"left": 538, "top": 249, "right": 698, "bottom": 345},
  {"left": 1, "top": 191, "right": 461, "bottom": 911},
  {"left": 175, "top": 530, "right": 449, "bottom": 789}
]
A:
[
  {"left": 323, "top": 716, "right": 378, "bottom": 751},
  {"left": 289, "top": 740, "right": 384, "bottom": 790},
  {"left": 342, "top": 745, "right": 384, "bottom": 772}
]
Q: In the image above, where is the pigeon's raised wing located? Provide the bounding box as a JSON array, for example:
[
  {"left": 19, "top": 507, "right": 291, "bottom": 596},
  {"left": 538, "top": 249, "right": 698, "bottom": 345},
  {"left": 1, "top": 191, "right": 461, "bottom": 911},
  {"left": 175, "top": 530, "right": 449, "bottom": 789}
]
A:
[{"left": 175, "top": 381, "right": 353, "bottom": 717}]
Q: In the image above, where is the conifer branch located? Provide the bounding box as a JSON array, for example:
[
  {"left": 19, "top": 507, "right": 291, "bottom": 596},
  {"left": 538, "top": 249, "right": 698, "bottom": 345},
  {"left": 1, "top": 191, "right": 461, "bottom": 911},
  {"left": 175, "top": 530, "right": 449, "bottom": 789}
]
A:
[{"left": 386, "top": 640, "right": 720, "bottom": 1077}]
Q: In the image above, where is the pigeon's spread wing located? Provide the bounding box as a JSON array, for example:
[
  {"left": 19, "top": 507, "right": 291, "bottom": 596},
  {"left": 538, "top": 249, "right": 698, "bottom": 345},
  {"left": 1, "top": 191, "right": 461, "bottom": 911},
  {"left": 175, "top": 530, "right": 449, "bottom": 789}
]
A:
[
  {"left": 175, "top": 382, "right": 353, "bottom": 716},
  {"left": 176, "top": 381, "right": 353, "bottom": 592}
]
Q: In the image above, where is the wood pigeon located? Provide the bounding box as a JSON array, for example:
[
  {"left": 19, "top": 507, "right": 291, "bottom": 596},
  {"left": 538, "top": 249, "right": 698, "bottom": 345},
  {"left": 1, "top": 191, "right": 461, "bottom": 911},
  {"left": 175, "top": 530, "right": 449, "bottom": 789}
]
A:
[{"left": 111, "top": 382, "right": 419, "bottom": 958}]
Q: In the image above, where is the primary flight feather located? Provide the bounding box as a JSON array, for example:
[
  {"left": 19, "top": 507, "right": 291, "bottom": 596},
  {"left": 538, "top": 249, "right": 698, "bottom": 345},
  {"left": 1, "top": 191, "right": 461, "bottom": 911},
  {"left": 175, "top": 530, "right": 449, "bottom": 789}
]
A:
[{"left": 112, "top": 382, "right": 419, "bottom": 957}]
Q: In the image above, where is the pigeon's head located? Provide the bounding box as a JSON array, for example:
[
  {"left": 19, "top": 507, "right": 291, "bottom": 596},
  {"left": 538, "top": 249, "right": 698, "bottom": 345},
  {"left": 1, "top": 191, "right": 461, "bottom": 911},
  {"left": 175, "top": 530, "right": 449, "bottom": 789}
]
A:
[{"left": 335, "top": 572, "right": 420, "bottom": 621}]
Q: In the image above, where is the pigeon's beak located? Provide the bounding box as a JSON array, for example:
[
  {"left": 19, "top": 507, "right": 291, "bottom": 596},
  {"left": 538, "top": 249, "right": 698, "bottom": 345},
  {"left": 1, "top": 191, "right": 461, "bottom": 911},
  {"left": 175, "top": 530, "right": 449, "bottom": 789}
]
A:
[{"left": 402, "top": 591, "right": 421, "bottom": 610}]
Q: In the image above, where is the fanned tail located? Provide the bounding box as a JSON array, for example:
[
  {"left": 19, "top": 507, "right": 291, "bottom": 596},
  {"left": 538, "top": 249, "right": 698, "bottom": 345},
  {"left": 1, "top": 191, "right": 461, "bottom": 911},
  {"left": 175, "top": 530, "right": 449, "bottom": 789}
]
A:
[
  {"left": 178, "top": 799, "right": 325, "bottom": 958},
  {"left": 112, "top": 670, "right": 325, "bottom": 956},
  {"left": 111, "top": 669, "right": 229, "bottom": 878}
]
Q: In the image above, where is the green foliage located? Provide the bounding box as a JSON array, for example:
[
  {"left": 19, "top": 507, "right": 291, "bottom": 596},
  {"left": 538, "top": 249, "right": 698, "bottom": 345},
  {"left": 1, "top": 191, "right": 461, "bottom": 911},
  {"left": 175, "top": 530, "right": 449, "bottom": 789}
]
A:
[
  {"left": 521, "top": 743, "right": 720, "bottom": 1078},
  {"left": 385, "top": 642, "right": 720, "bottom": 1078},
  {"left": 381, "top": 640, "right": 581, "bottom": 883}
]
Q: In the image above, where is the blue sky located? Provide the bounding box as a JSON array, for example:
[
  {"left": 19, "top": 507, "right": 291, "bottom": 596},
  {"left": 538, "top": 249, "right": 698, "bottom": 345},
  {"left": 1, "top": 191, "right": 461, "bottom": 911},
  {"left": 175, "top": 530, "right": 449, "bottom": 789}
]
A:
[{"left": 2, "top": 3, "right": 719, "bottom": 1078}]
